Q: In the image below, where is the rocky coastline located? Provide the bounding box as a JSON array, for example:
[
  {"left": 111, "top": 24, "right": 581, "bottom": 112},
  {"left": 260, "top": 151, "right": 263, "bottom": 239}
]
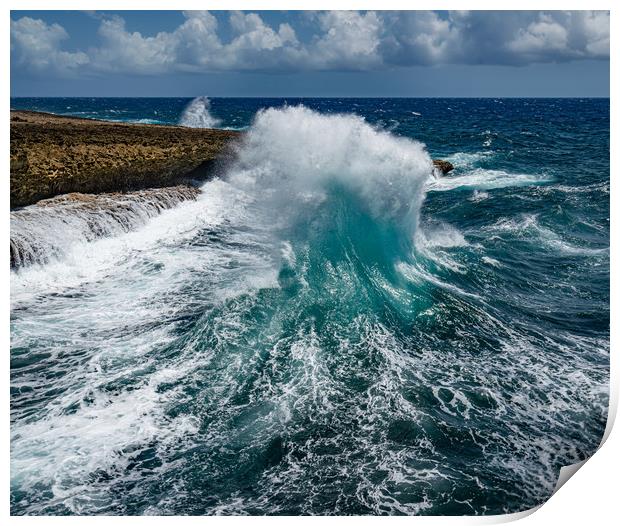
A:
[
  {"left": 10, "top": 110, "right": 239, "bottom": 209},
  {"left": 10, "top": 110, "right": 454, "bottom": 268},
  {"left": 11, "top": 110, "right": 454, "bottom": 210}
]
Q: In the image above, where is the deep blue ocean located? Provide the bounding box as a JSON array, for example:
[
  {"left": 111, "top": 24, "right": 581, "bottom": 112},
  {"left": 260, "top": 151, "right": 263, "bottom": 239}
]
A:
[{"left": 10, "top": 97, "right": 610, "bottom": 515}]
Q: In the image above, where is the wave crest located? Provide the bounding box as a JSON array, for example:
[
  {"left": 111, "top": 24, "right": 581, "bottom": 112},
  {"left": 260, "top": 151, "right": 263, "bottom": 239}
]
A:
[{"left": 229, "top": 105, "right": 433, "bottom": 228}]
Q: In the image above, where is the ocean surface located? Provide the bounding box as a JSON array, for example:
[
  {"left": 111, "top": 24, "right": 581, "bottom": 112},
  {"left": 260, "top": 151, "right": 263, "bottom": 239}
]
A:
[{"left": 10, "top": 97, "right": 610, "bottom": 515}]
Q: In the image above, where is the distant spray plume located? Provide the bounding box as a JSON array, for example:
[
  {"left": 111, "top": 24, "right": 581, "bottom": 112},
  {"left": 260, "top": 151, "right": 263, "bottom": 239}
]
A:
[{"left": 179, "top": 96, "right": 221, "bottom": 128}]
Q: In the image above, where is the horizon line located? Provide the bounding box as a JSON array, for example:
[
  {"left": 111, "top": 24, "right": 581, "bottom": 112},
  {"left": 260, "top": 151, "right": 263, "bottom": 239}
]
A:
[{"left": 10, "top": 95, "right": 611, "bottom": 99}]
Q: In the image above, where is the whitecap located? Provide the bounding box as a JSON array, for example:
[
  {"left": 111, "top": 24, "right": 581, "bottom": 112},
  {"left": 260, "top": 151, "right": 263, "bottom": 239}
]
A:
[
  {"left": 484, "top": 213, "right": 609, "bottom": 257},
  {"left": 417, "top": 222, "right": 468, "bottom": 249},
  {"left": 442, "top": 151, "right": 494, "bottom": 169},
  {"left": 427, "top": 169, "right": 552, "bottom": 192},
  {"left": 469, "top": 190, "right": 490, "bottom": 202},
  {"left": 481, "top": 256, "right": 501, "bottom": 267}
]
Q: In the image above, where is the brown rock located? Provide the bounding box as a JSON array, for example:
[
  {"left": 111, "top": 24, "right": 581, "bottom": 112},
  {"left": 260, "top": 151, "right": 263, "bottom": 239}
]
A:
[
  {"left": 432, "top": 159, "right": 454, "bottom": 175},
  {"left": 10, "top": 110, "right": 240, "bottom": 208}
]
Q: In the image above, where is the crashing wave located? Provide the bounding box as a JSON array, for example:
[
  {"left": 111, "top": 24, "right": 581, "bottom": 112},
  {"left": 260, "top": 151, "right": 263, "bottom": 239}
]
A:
[
  {"left": 228, "top": 105, "right": 432, "bottom": 232},
  {"left": 11, "top": 106, "right": 437, "bottom": 275},
  {"left": 9, "top": 105, "right": 608, "bottom": 516},
  {"left": 10, "top": 186, "right": 200, "bottom": 269},
  {"left": 179, "top": 96, "right": 221, "bottom": 128}
]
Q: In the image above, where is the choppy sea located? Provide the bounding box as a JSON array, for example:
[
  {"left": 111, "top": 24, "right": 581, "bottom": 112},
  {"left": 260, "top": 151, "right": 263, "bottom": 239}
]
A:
[{"left": 10, "top": 97, "right": 610, "bottom": 515}]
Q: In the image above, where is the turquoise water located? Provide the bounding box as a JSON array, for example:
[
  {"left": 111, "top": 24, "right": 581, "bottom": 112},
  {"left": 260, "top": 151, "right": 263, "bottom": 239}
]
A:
[{"left": 10, "top": 98, "right": 609, "bottom": 515}]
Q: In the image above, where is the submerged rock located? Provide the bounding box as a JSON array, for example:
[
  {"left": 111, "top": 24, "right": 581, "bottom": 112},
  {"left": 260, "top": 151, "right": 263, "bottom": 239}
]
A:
[{"left": 432, "top": 159, "right": 454, "bottom": 175}]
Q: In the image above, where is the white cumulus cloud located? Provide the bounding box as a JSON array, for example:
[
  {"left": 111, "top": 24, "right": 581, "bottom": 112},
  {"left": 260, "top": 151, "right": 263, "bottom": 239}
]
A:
[
  {"left": 10, "top": 16, "right": 89, "bottom": 73},
  {"left": 10, "top": 10, "right": 610, "bottom": 77},
  {"left": 310, "top": 11, "right": 383, "bottom": 69}
]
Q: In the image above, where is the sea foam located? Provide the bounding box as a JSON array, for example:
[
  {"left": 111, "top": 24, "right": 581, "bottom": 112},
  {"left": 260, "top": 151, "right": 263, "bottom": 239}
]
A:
[{"left": 227, "top": 105, "right": 433, "bottom": 228}]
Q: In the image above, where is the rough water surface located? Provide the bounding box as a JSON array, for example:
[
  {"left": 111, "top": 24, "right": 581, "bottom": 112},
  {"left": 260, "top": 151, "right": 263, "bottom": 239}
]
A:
[
  {"left": 10, "top": 98, "right": 609, "bottom": 515},
  {"left": 10, "top": 185, "right": 201, "bottom": 268}
]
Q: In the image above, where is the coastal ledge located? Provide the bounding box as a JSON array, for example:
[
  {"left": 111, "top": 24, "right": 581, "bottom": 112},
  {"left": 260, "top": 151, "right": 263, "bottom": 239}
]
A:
[{"left": 10, "top": 110, "right": 240, "bottom": 208}]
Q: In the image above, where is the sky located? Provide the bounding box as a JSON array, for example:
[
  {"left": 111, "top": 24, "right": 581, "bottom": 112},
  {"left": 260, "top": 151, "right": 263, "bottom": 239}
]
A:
[{"left": 10, "top": 10, "right": 610, "bottom": 97}]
